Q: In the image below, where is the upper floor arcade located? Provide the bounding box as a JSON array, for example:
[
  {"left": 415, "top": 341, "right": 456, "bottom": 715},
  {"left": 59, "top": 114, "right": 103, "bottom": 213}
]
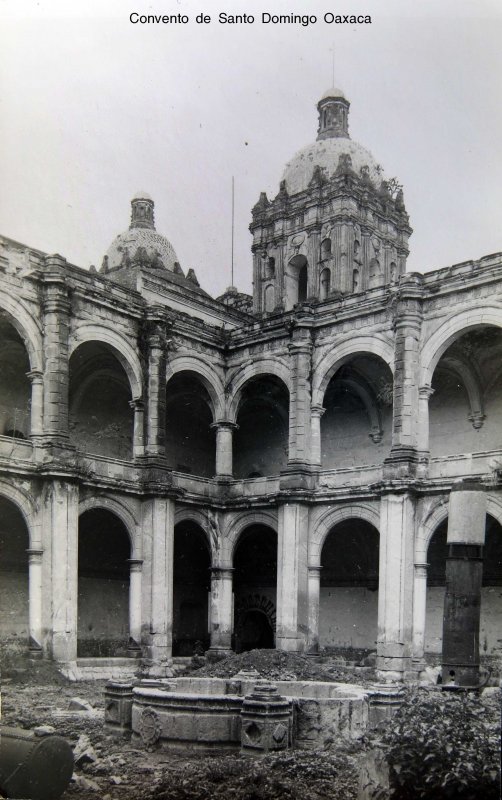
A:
[{"left": 1, "top": 230, "right": 502, "bottom": 501}]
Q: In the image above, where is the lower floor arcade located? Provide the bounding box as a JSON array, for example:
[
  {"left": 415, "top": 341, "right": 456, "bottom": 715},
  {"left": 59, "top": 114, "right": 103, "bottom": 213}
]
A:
[{"left": 1, "top": 479, "right": 501, "bottom": 678}]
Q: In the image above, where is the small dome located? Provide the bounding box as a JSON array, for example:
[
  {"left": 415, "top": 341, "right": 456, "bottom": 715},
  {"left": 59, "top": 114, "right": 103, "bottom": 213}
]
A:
[
  {"left": 282, "top": 137, "right": 385, "bottom": 195},
  {"left": 106, "top": 228, "right": 179, "bottom": 271},
  {"left": 320, "top": 87, "right": 346, "bottom": 101},
  {"left": 132, "top": 190, "right": 153, "bottom": 201}
]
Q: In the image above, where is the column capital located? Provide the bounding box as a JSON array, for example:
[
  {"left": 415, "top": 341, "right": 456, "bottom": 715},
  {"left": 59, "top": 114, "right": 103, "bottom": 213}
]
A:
[
  {"left": 288, "top": 341, "right": 312, "bottom": 356},
  {"left": 414, "top": 562, "right": 429, "bottom": 575},
  {"left": 310, "top": 405, "right": 325, "bottom": 418},
  {"left": 26, "top": 369, "right": 44, "bottom": 384},
  {"left": 308, "top": 564, "right": 323, "bottom": 574},
  {"left": 129, "top": 398, "right": 144, "bottom": 411},
  {"left": 210, "top": 420, "right": 239, "bottom": 432},
  {"left": 127, "top": 558, "right": 144, "bottom": 572},
  {"left": 26, "top": 548, "right": 44, "bottom": 563},
  {"left": 210, "top": 567, "right": 234, "bottom": 579},
  {"left": 418, "top": 385, "right": 434, "bottom": 399}
]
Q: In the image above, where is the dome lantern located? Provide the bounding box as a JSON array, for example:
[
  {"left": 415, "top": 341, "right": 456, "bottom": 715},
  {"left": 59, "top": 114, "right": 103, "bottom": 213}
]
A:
[
  {"left": 316, "top": 87, "right": 350, "bottom": 141},
  {"left": 130, "top": 192, "right": 155, "bottom": 231}
]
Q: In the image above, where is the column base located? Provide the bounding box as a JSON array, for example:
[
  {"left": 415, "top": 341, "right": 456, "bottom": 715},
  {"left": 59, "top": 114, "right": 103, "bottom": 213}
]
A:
[
  {"left": 205, "top": 647, "right": 233, "bottom": 663},
  {"left": 276, "top": 637, "right": 305, "bottom": 653}
]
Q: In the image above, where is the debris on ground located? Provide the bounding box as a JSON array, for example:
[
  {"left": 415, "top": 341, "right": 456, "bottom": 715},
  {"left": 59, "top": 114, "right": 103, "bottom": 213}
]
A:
[{"left": 189, "top": 648, "right": 376, "bottom": 685}]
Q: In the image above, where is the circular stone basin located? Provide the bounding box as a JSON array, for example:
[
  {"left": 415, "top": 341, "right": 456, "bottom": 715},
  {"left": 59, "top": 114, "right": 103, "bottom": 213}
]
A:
[{"left": 131, "top": 678, "right": 371, "bottom": 751}]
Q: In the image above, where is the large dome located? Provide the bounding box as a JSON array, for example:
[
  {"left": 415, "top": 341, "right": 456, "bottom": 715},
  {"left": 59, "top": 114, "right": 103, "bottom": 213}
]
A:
[
  {"left": 282, "top": 136, "right": 385, "bottom": 196},
  {"left": 105, "top": 195, "right": 179, "bottom": 272}
]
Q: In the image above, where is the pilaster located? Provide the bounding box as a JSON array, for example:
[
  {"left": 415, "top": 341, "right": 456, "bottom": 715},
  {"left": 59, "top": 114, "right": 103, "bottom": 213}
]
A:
[
  {"left": 42, "top": 257, "right": 71, "bottom": 447},
  {"left": 377, "top": 491, "right": 415, "bottom": 680},
  {"left": 276, "top": 501, "right": 309, "bottom": 652}
]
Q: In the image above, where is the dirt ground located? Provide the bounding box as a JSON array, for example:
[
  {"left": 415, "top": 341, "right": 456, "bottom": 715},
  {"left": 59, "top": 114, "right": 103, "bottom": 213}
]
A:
[{"left": 0, "top": 652, "right": 365, "bottom": 800}]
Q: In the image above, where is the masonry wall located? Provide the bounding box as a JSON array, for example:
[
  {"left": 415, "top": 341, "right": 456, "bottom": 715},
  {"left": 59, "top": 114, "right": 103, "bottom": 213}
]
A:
[
  {"left": 70, "top": 379, "right": 133, "bottom": 459},
  {"left": 321, "top": 406, "right": 392, "bottom": 469},
  {"left": 77, "top": 576, "right": 129, "bottom": 657},
  {"left": 0, "top": 570, "right": 29, "bottom": 644},
  {"left": 429, "top": 378, "right": 502, "bottom": 458},
  {"left": 319, "top": 587, "right": 378, "bottom": 651}
]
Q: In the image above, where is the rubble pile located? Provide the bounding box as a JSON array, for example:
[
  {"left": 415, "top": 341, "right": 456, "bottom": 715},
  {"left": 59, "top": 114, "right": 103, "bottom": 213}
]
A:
[{"left": 190, "top": 648, "right": 376, "bottom": 685}]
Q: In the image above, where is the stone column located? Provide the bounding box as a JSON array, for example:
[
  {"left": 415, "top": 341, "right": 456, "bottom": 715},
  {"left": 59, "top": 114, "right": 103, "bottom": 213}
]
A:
[
  {"left": 49, "top": 480, "right": 79, "bottom": 663},
  {"left": 442, "top": 479, "right": 486, "bottom": 687},
  {"left": 127, "top": 558, "right": 143, "bottom": 652},
  {"left": 211, "top": 421, "right": 238, "bottom": 478},
  {"left": 26, "top": 370, "right": 44, "bottom": 438},
  {"left": 142, "top": 496, "right": 175, "bottom": 674},
  {"left": 130, "top": 399, "right": 145, "bottom": 458},
  {"left": 377, "top": 492, "right": 415, "bottom": 680},
  {"left": 310, "top": 406, "right": 325, "bottom": 468},
  {"left": 385, "top": 274, "right": 423, "bottom": 478},
  {"left": 412, "top": 562, "right": 429, "bottom": 665},
  {"left": 307, "top": 565, "right": 322, "bottom": 654},
  {"left": 144, "top": 311, "right": 167, "bottom": 458},
  {"left": 276, "top": 502, "right": 309, "bottom": 652},
  {"left": 208, "top": 567, "right": 234, "bottom": 655},
  {"left": 27, "top": 548, "right": 44, "bottom": 655},
  {"left": 42, "top": 258, "right": 71, "bottom": 445},
  {"left": 417, "top": 385, "right": 434, "bottom": 458}
]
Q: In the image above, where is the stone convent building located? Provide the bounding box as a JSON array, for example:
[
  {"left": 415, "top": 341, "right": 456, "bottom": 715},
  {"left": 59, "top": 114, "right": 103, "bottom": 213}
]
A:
[{"left": 1, "top": 88, "right": 501, "bottom": 682}]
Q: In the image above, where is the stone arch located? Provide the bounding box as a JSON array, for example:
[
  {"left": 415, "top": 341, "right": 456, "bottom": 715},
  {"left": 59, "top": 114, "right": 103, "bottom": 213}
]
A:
[
  {"left": 0, "top": 296, "right": 43, "bottom": 371},
  {"left": 174, "top": 507, "right": 212, "bottom": 553},
  {"left": 310, "top": 503, "right": 380, "bottom": 566},
  {"left": 223, "top": 510, "right": 279, "bottom": 565},
  {"left": 415, "top": 497, "right": 449, "bottom": 563},
  {"left": 227, "top": 360, "right": 291, "bottom": 423},
  {"left": 70, "top": 324, "right": 143, "bottom": 400},
  {"left": 78, "top": 495, "right": 139, "bottom": 557},
  {"left": 421, "top": 307, "right": 502, "bottom": 386},
  {"left": 312, "top": 335, "right": 394, "bottom": 407},
  {"left": 415, "top": 493, "right": 502, "bottom": 563},
  {"left": 166, "top": 355, "right": 225, "bottom": 421},
  {"left": 0, "top": 479, "right": 38, "bottom": 547}
]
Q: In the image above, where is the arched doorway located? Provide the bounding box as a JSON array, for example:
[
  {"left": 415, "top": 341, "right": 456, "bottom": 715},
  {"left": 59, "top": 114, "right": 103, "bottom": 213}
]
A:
[
  {"left": 233, "top": 376, "right": 289, "bottom": 478},
  {"left": 77, "top": 509, "right": 130, "bottom": 657},
  {"left": 321, "top": 355, "right": 393, "bottom": 469},
  {"left": 320, "top": 518, "right": 379, "bottom": 657},
  {"left": 173, "top": 521, "right": 210, "bottom": 656},
  {"left": 425, "top": 515, "right": 502, "bottom": 659},
  {"left": 0, "top": 496, "right": 29, "bottom": 651},
  {"left": 233, "top": 524, "right": 277, "bottom": 652},
  {"left": 165, "top": 372, "right": 215, "bottom": 477},
  {"left": 69, "top": 342, "right": 134, "bottom": 459},
  {"left": 429, "top": 326, "right": 502, "bottom": 458},
  {"left": 0, "top": 316, "right": 31, "bottom": 439}
]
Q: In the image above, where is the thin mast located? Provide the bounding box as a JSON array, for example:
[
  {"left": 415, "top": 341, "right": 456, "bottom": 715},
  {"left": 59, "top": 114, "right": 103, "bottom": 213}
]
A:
[{"left": 231, "top": 175, "right": 235, "bottom": 287}]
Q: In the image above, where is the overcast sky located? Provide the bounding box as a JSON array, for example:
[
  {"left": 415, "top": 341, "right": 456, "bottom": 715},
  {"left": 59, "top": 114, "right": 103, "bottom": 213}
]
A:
[{"left": 1, "top": 0, "right": 501, "bottom": 296}]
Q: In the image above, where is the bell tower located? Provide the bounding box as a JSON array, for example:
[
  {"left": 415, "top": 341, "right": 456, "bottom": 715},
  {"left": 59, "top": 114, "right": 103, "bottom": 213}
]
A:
[{"left": 250, "top": 88, "right": 412, "bottom": 314}]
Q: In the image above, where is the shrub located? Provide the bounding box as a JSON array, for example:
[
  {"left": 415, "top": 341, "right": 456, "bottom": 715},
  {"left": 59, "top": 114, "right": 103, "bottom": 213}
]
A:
[{"left": 378, "top": 688, "right": 500, "bottom": 799}]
